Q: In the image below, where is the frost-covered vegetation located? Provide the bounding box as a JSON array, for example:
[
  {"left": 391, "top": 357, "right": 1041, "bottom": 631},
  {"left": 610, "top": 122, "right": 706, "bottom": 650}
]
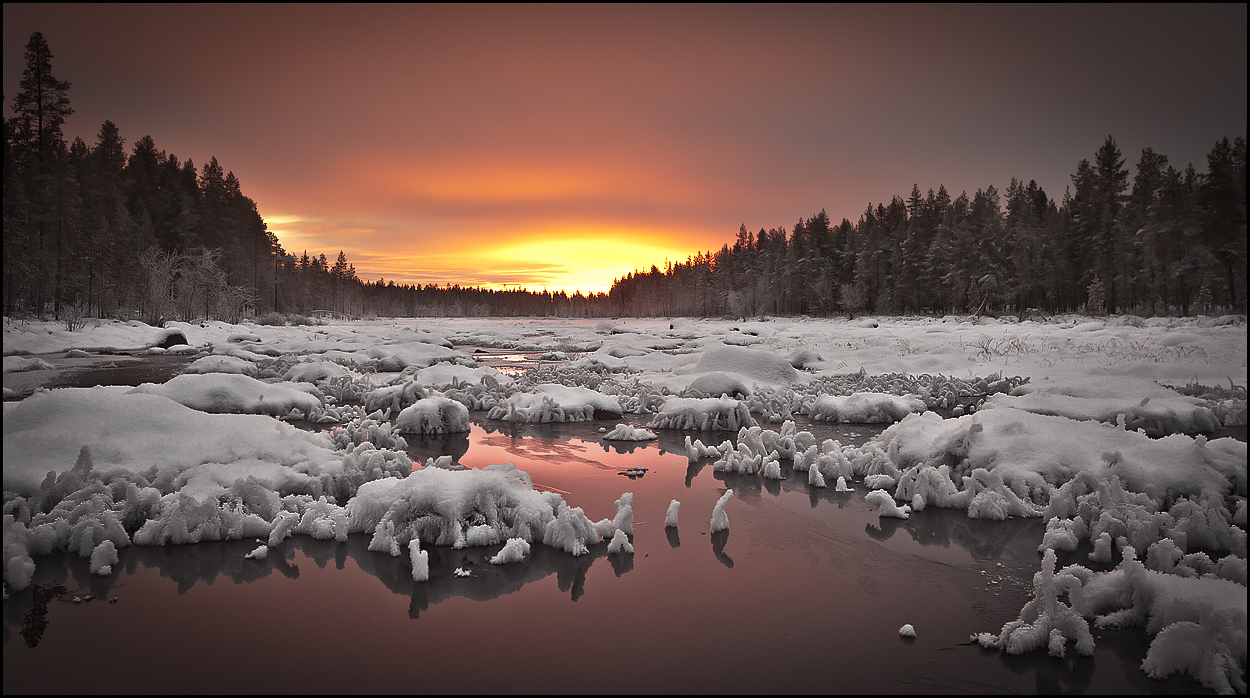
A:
[{"left": 3, "top": 313, "right": 1247, "bottom": 692}]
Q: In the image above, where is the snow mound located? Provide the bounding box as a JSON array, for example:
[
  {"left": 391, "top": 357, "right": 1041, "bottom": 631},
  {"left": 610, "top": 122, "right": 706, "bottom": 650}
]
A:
[
  {"left": 182, "top": 354, "right": 257, "bottom": 376},
  {"left": 489, "top": 537, "right": 531, "bottom": 564},
  {"left": 987, "top": 377, "right": 1224, "bottom": 435},
  {"left": 128, "top": 373, "right": 323, "bottom": 418},
  {"left": 3, "top": 356, "right": 56, "bottom": 373},
  {"left": 345, "top": 464, "right": 621, "bottom": 556},
  {"left": 809, "top": 393, "right": 927, "bottom": 423},
  {"left": 413, "top": 363, "right": 512, "bottom": 389},
  {"left": 865, "top": 489, "right": 911, "bottom": 519},
  {"left": 3, "top": 388, "right": 340, "bottom": 497},
  {"left": 395, "top": 396, "right": 470, "bottom": 434},
  {"left": 603, "top": 424, "right": 657, "bottom": 441},
  {"left": 689, "top": 345, "right": 807, "bottom": 389},
  {"left": 283, "top": 361, "right": 353, "bottom": 384},
  {"left": 648, "top": 396, "right": 757, "bottom": 431},
  {"left": 487, "top": 384, "right": 622, "bottom": 423}
]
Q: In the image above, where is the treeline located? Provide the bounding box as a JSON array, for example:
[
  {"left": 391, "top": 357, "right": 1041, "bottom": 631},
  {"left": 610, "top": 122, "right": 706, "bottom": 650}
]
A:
[
  {"left": 3, "top": 32, "right": 1245, "bottom": 324},
  {"left": 612, "top": 135, "right": 1246, "bottom": 318},
  {"left": 3, "top": 32, "right": 281, "bottom": 324}
]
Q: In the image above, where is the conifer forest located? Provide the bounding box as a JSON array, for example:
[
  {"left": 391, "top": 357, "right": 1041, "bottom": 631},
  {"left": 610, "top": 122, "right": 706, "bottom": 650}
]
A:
[{"left": 3, "top": 32, "right": 1246, "bottom": 323}]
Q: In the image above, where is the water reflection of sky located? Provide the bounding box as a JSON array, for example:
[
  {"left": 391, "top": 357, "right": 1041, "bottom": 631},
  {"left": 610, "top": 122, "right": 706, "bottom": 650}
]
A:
[{"left": 3, "top": 417, "right": 1213, "bottom": 695}]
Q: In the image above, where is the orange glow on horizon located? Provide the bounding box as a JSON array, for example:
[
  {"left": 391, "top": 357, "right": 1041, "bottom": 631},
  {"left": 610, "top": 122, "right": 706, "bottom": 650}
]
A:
[{"left": 264, "top": 212, "right": 713, "bottom": 294}]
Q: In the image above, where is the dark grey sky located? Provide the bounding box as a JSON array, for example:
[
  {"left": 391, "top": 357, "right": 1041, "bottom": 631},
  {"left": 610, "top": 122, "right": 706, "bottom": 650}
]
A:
[{"left": 4, "top": 4, "right": 1246, "bottom": 291}]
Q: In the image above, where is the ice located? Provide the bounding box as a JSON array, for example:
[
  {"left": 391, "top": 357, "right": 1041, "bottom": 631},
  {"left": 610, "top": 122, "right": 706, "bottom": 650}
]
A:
[
  {"left": 898, "top": 624, "right": 916, "bottom": 638},
  {"left": 245, "top": 543, "right": 269, "bottom": 560},
  {"left": 710, "top": 489, "right": 733, "bottom": 531},
  {"left": 395, "top": 396, "right": 470, "bottom": 434},
  {"left": 1143, "top": 606, "right": 1247, "bottom": 695}
]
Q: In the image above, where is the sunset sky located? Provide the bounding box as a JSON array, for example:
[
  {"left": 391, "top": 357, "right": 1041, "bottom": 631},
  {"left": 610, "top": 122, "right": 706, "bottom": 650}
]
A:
[{"left": 4, "top": 4, "right": 1246, "bottom": 293}]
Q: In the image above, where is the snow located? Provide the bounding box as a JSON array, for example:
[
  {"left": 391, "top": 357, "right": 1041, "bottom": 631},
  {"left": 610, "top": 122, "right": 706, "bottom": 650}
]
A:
[
  {"left": 487, "top": 384, "right": 622, "bottom": 423},
  {"left": 648, "top": 396, "right": 756, "bottom": 431},
  {"left": 665, "top": 500, "right": 680, "bottom": 527},
  {"left": 3, "top": 356, "right": 56, "bottom": 373},
  {"left": 2, "top": 313, "right": 1246, "bottom": 691},
  {"left": 606, "top": 529, "right": 634, "bottom": 554},
  {"left": 283, "top": 360, "right": 354, "bottom": 384},
  {"left": 409, "top": 538, "right": 430, "bottom": 582},
  {"left": 603, "top": 424, "right": 657, "bottom": 441},
  {"left": 412, "top": 363, "right": 512, "bottom": 389},
  {"left": 394, "top": 396, "right": 471, "bottom": 434},
  {"left": 809, "top": 393, "right": 927, "bottom": 424},
  {"left": 89, "top": 540, "right": 118, "bottom": 575},
  {"left": 865, "top": 489, "right": 911, "bottom": 519},
  {"left": 182, "top": 354, "right": 257, "bottom": 376},
  {"left": 489, "top": 537, "right": 531, "bottom": 564},
  {"left": 128, "top": 373, "right": 324, "bottom": 418},
  {"left": 984, "top": 377, "right": 1227, "bottom": 435},
  {"left": 3, "top": 388, "right": 340, "bottom": 497},
  {"left": 898, "top": 624, "right": 916, "bottom": 638},
  {"left": 711, "top": 489, "right": 733, "bottom": 531}
]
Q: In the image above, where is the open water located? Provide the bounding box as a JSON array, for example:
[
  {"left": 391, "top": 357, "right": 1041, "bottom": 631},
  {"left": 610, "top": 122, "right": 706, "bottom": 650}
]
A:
[{"left": 3, "top": 410, "right": 1217, "bottom": 694}]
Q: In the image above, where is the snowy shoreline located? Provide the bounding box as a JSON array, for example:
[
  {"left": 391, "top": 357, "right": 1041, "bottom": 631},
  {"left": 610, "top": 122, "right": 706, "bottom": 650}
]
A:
[{"left": 3, "top": 313, "right": 1246, "bottom": 693}]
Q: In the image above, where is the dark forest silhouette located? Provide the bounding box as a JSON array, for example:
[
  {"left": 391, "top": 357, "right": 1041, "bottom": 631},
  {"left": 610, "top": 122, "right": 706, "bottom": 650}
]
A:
[{"left": 4, "top": 32, "right": 1246, "bottom": 323}]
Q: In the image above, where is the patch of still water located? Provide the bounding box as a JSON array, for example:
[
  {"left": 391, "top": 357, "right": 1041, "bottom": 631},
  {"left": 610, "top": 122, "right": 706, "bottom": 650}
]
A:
[{"left": 3, "top": 416, "right": 1215, "bottom": 694}]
